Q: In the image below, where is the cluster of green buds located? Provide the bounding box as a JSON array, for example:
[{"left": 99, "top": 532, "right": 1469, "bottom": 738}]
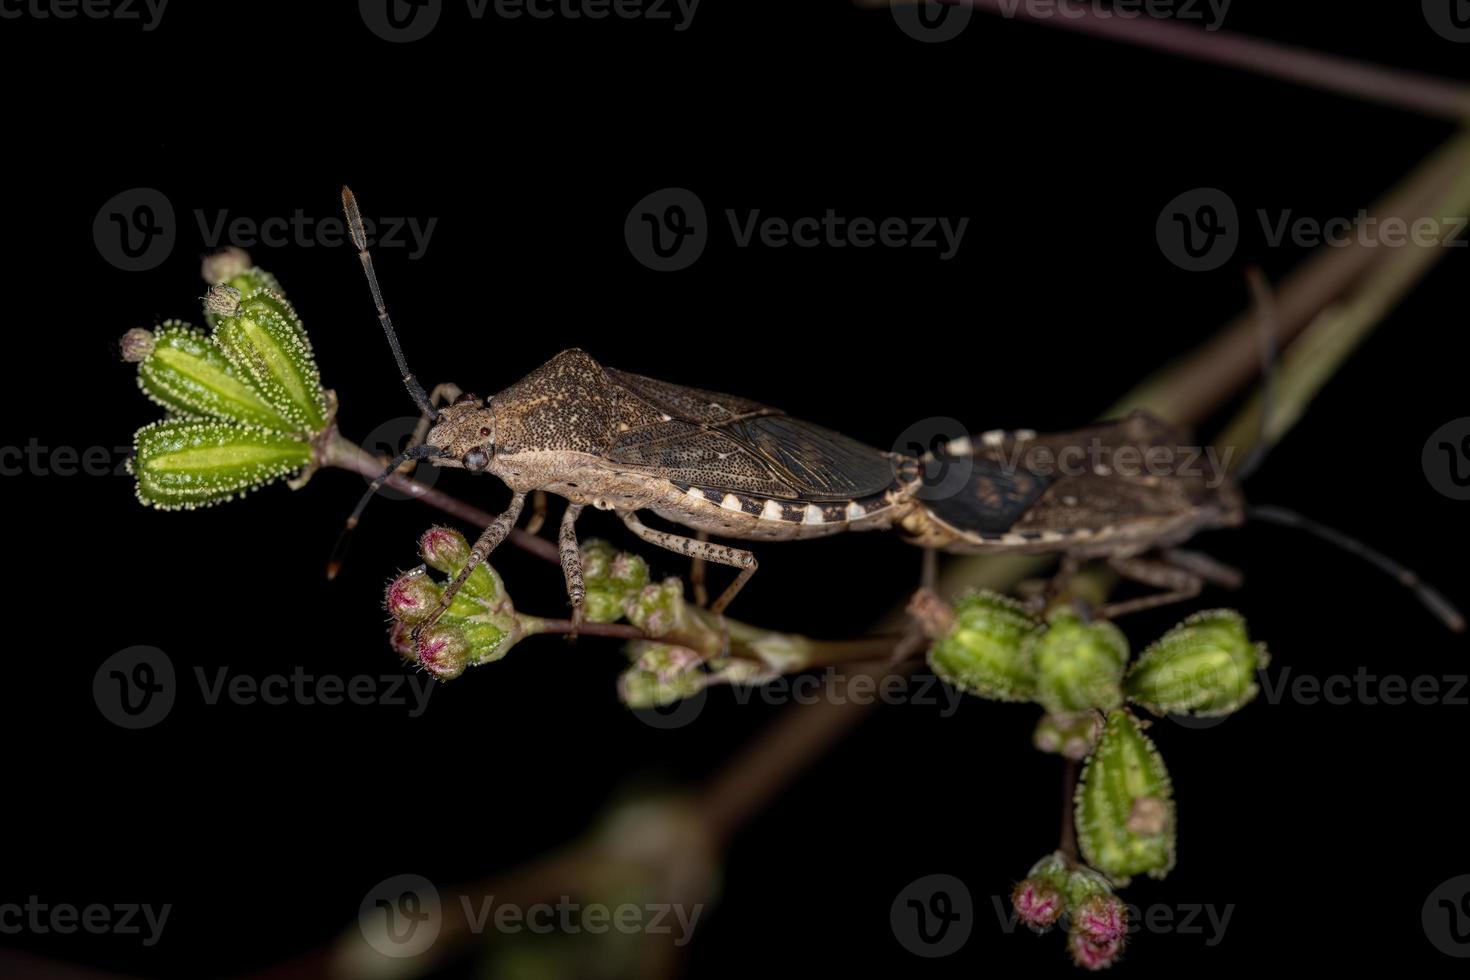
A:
[
  {"left": 925, "top": 592, "right": 1269, "bottom": 965},
  {"left": 122, "top": 248, "right": 330, "bottom": 509},
  {"left": 385, "top": 527, "right": 530, "bottom": 680},
  {"left": 1013, "top": 852, "right": 1130, "bottom": 970}
]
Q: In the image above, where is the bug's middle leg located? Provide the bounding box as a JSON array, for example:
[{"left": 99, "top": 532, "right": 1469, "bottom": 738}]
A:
[
  {"left": 1097, "top": 554, "right": 1204, "bottom": 621},
  {"left": 398, "top": 382, "right": 463, "bottom": 476},
  {"left": 415, "top": 491, "right": 527, "bottom": 636},
  {"left": 559, "top": 503, "right": 586, "bottom": 627},
  {"left": 619, "top": 512, "right": 757, "bottom": 615}
]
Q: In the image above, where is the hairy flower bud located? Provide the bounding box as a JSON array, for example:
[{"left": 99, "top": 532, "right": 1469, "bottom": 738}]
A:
[
  {"left": 1126, "top": 609, "right": 1267, "bottom": 718},
  {"left": 1030, "top": 611, "right": 1127, "bottom": 714},
  {"left": 1012, "top": 878, "right": 1064, "bottom": 932},
  {"left": 926, "top": 590, "right": 1041, "bottom": 701}
]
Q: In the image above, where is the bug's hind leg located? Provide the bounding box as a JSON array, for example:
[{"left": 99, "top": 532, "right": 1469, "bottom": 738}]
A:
[
  {"left": 1097, "top": 554, "right": 1204, "bottom": 621},
  {"left": 690, "top": 531, "right": 710, "bottom": 608},
  {"left": 559, "top": 503, "right": 586, "bottom": 630},
  {"left": 620, "top": 512, "right": 757, "bottom": 616},
  {"left": 1160, "top": 547, "right": 1243, "bottom": 590}
]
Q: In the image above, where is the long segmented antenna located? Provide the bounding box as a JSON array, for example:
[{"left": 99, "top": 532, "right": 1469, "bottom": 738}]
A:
[
  {"left": 1250, "top": 504, "right": 1466, "bottom": 633},
  {"left": 341, "top": 186, "right": 437, "bottom": 420},
  {"left": 327, "top": 444, "right": 448, "bottom": 580}
]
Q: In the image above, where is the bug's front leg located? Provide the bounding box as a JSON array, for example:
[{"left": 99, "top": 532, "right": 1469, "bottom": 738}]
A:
[
  {"left": 413, "top": 492, "right": 527, "bottom": 638},
  {"left": 398, "top": 382, "right": 463, "bottom": 476},
  {"left": 619, "top": 511, "right": 758, "bottom": 615},
  {"left": 559, "top": 503, "right": 586, "bottom": 628}
]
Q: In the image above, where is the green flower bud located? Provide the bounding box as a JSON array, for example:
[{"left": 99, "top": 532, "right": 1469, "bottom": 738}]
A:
[
  {"left": 625, "top": 578, "right": 686, "bottom": 636},
  {"left": 131, "top": 419, "right": 311, "bottom": 510},
  {"left": 579, "top": 539, "right": 650, "bottom": 624},
  {"left": 1031, "top": 612, "right": 1127, "bottom": 714},
  {"left": 1126, "top": 609, "right": 1268, "bottom": 717},
  {"left": 210, "top": 287, "right": 327, "bottom": 433},
  {"left": 1076, "top": 710, "right": 1176, "bottom": 884},
  {"left": 417, "top": 526, "right": 503, "bottom": 603},
  {"left": 1034, "top": 712, "right": 1104, "bottom": 760},
  {"left": 129, "top": 322, "right": 296, "bottom": 431},
  {"left": 618, "top": 643, "right": 703, "bottom": 708},
  {"left": 926, "top": 590, "right": 1041, "bottom": 701}
]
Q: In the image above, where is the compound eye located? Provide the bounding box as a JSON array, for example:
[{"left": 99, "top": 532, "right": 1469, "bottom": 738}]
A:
[
  {"left": 454, "top": 392, "right": 479, "bottom": 406},
  {"left": 462, "top": 448, "right": 489, "bottom": 472}
]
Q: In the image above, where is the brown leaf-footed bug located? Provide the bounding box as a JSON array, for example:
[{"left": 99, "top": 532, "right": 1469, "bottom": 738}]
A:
[{"left": 334, "top": 188, "right": 1464, "bottom": 639}]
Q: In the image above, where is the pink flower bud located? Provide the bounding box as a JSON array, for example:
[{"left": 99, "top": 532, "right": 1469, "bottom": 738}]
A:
[
  {"left": 386, "top": 569, "right": 441, "bottom": 625},
  {"left": 1011, "top": 878, "right": 1064, "bottom": 932},
  {"left": 1073, "top": 893, "right": 1128, "bottom": 946},
  {"left": 415, "top": 623, "right": 469, "bottom": 680},
  {"left": 1069, "top": 931, "right": 1124, "bottom": 971},
  {"left": 419, "top": 526, "right": 472, "bottom": 574}
]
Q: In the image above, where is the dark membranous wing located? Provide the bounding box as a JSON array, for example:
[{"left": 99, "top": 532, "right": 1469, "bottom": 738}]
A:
[{"left": 605, "top": 368, "right": 895, "bottom": 501}]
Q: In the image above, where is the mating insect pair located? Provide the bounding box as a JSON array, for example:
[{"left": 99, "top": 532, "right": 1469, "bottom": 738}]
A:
[{"left": 335, "top": 188, "right": 1463, "bottom": 641}]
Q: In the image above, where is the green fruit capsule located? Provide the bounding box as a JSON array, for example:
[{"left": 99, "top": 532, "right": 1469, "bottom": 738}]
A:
[
  {"left": 1030, "top": 611, "right": 1128, "bottom": 714},
  {"left": 131, "top": 419, "right": 311, "bottom": 510},
  {"left": 1075, "top": 710, "right": 1176, "bottom": 884},
  {"left": 130, "top": 321, "right": 295, "bottom": 431},
  {"left": 926, "top": 590, "right": 1041, "bottom": 701},
  {"left": 211, "top": 288, "right": 327, "bottom": 433},
  {"left": 1126, "top": 609, "right": 1268, "bottom": 717}
]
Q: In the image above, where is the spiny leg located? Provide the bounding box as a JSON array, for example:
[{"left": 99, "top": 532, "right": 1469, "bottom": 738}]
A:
[
  {"left": 414, "top": 492, "right": 527, "bottom": 637},
  {"left": 619, "top": 512, "right": 757, "bottom": 616},
  {"left": 559, "top": 503, "right": 586, "bottom": 628},
  {"left": 1160, "top": 547, "right": 1243, "bottom": 590},
  {"left": 1097, "top": 554, "right": 1203, "bottom": 621},
  {"left": 690, "top": 530, "right": 709, "bottom": 608},
  {"left": 524, "top": 490, "right": 550, "bottom": 537}
]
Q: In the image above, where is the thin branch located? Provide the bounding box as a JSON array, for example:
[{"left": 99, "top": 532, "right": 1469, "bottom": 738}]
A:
[{"left": 871, "top": 0, "right": 1470, "bottom": 121}]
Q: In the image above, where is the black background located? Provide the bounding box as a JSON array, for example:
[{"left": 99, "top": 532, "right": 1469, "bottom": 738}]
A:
[{"left": 2, "top": 1, "right": 1468, "bottom": 977}]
